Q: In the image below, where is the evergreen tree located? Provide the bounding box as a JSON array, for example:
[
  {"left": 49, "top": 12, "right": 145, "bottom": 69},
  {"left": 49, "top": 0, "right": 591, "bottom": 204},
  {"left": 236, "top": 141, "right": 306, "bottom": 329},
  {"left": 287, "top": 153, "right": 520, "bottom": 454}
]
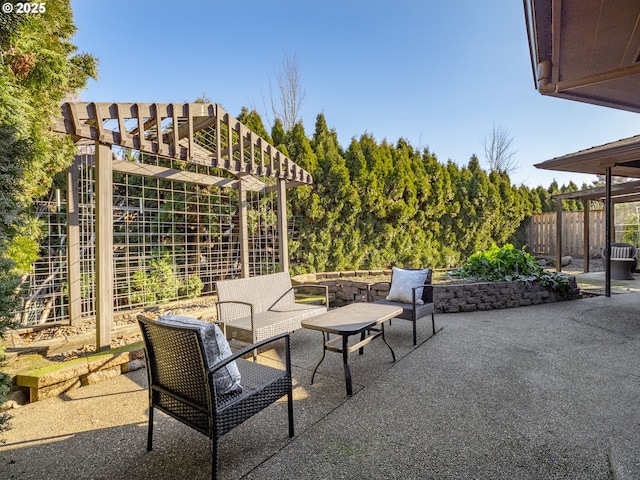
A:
[
  {"left": 0, "top": 0, "right": 98, "bottom": 435},
  {"left": 237, "top": 107, "right": 273, "bottom": 144}
]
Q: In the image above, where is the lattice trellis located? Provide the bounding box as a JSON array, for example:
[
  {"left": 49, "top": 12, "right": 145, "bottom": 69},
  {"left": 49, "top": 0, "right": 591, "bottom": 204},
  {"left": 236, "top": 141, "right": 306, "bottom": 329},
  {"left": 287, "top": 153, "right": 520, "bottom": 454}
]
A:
[
  {"left": 48, "top": 101, "right": 311, "bottom": 349},
  {"left": 15, "top": 149, "right": 283, "bottom": 327}
]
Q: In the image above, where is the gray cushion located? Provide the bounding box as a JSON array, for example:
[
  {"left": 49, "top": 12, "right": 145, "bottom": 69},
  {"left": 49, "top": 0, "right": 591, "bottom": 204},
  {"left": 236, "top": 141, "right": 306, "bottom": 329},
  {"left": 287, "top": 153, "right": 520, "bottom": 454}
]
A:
[
  {"left": 611, "top": 246, "right": 631, "bottom": 259},
  {"left": 386, "top": 267, "right": 430, "bottom": 304},
  {"left": 158, "top": 315, "right": 242, "bottom": 395}
]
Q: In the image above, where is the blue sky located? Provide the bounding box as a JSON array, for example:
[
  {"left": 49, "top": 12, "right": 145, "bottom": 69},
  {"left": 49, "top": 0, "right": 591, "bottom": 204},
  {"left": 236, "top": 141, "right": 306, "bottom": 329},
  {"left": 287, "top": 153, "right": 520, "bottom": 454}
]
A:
[{"left": 70, "top": 0, "right": 640, "bottom": 189}]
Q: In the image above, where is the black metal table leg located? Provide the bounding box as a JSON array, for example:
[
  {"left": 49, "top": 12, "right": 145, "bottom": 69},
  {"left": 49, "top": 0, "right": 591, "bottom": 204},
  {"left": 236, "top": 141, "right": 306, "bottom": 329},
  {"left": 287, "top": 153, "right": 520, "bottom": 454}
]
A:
[
  {"left": 381, "top": 321, "right": 396, "bottom": 362},
  {"left": 342, "top": 334, "right": 353, "bottom": 396},
  {"left": 310, "top": 332, "right": 328, "bottom": 385}
]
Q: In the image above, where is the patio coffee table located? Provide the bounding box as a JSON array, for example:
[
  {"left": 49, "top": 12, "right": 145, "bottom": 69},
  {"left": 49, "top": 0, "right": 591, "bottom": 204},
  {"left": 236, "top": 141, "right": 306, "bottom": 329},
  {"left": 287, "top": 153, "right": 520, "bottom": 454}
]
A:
[{"left": 301, "top": 303, "right": 402, "bottom": 395}]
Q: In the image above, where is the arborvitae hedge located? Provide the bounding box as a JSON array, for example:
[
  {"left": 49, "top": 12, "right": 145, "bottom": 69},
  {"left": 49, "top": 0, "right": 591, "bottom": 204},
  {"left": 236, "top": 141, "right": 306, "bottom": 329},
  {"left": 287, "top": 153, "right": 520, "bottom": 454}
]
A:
[{"left": 284, "top": 113, "right": 541, "bottom": 274}]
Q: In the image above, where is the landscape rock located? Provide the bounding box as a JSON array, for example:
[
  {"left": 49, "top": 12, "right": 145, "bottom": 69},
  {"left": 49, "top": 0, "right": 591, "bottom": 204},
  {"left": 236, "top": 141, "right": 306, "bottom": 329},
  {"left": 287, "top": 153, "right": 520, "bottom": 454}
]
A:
[{"left": 1, "top": 390, "right": 28, "bottom": 410}]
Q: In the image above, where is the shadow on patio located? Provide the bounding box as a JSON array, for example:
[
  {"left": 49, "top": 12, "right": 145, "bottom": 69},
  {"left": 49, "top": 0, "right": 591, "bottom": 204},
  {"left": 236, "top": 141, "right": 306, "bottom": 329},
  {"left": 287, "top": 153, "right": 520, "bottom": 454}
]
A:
[{"left": 2, "top": 292, "right": 640, "bottom": 479}]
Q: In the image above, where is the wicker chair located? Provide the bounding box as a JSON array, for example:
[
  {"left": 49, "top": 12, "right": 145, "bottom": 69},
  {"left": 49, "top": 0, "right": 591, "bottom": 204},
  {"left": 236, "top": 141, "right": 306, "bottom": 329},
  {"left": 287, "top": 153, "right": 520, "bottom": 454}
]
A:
[
  {"left": 368, "top": 268, "right": 436, "bottom": 345},
  {"left": 602, "top": 242, "right": 638, "bottom": 280},
  {"left": 137, "top": 315, "right": 294, "bottom": 480}
]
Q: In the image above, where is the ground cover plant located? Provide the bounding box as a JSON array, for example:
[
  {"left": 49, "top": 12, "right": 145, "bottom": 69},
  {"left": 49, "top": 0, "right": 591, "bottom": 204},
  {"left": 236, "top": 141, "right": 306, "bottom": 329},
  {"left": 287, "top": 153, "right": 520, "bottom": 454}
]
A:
[{"left": 454, "top": 243, "right": 571, "bottom": 292}]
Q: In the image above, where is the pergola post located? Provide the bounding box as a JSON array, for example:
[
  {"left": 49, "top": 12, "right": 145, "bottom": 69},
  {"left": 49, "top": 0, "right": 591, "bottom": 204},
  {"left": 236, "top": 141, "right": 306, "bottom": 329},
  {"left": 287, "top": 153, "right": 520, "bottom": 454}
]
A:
[
  {"left": 604, "top": 167, "right": 612, "bottom": 297},
  {"left": 555, "top": 198, "right": 563, "bottom": 272},
  {"left": 238, "top": 181, "right": 250, "bottom": 278},
  {"left": 95, "top": 142, "right": 114, "bottom": 350},
  {"left": 66, "top": 158, "right": 82, "bottom": 327},
  {"left": 277, "top": 179, "right": 289, "bottom": 273},
  {"left": 582, "top": 198, "right": 590, "bottom": 273}
]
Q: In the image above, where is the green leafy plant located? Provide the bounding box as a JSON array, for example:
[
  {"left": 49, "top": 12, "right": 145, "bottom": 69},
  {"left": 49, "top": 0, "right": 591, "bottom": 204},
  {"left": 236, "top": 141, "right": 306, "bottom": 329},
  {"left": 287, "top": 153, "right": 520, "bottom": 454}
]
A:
[
  {"left": 130, "top": 255, "right": 181, "bottom": 306},
  {"left": 179, "top": 274, "right": 204, "bottom": 299},
  {"left": 455, "top": 243, "right": 570, "bottom": 292},
  {"left": 130, "top": 256, "right": 204, "bottom": 306}
]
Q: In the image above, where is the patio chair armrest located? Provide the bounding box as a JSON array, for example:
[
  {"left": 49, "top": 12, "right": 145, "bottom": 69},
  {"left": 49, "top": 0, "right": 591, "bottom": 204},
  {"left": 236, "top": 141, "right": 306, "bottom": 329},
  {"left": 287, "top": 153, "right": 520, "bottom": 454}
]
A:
[
  {"left": 208, "top": 332, "right": 292, "bottom": 373},
  {"left": 292, "top": 284, "right": 329, "bottom": 305},
  {"left": 216, "top": 300, "right": 255, "bottom": 333},
  {"left": 412, "top": 283, "right": 434, "bottom": 306},
  {"left": 215, "top": 300, "right": 254, "bottom": 316}
]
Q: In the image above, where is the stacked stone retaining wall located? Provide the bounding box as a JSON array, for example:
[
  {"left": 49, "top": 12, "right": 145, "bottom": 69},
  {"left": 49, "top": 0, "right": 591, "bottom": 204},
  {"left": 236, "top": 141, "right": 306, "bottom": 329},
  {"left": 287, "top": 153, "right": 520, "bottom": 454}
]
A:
[{"left": 293, "top": 270, "right": 580, "bottom": 312}]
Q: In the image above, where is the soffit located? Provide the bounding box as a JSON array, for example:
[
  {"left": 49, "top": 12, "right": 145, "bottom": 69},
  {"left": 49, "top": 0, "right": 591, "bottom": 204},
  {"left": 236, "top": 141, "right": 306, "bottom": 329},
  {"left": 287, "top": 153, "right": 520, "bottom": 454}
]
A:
[
  {"left": 526, "top": 0, "right": 640, "bottom": 112},
  {"left": 534, "top": 134, "right": 640, "bottom": 177}
]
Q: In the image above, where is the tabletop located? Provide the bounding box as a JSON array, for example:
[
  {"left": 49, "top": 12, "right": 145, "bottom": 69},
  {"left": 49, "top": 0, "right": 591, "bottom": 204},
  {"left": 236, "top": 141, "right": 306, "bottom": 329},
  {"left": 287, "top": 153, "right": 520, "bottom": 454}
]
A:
[{"left": 301, "top": 303, "right": 403, "bottom": 335}]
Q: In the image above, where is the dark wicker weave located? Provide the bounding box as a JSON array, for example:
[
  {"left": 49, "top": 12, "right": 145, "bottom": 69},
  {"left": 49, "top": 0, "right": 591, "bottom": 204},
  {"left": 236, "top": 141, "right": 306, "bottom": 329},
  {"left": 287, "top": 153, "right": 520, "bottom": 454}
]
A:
[
  {"left": 137, "top": 316, "right": 294, "bottom": 480},
  {"left": 369, "top": 268, "right": 436, "bottom": 345}
]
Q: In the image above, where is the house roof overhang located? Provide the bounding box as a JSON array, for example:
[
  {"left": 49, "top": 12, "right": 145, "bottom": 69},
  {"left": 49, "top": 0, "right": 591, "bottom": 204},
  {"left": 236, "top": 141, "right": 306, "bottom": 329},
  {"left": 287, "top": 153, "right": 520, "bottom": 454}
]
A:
[
  {"left": 553, "top": 178, "right": 640, "bottom": 203},
  {"left": 525, "top": 0, "right": 640, "bottom": 113},
  {"left": 534, "top": 134, "right": 640, "bottom": 178}
]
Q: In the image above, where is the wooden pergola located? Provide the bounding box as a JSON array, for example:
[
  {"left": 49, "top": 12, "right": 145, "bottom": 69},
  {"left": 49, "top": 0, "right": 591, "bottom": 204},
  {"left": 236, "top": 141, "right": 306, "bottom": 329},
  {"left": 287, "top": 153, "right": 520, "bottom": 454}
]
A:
[
  {"left": 535, "top": 138, "right": 640, "bottom": 296},
  {"left": 552, "top": 179, "right": 640, "bottom": 272},
  {"left": 52, "top": 102, "right": 314, "bottom": 350}
]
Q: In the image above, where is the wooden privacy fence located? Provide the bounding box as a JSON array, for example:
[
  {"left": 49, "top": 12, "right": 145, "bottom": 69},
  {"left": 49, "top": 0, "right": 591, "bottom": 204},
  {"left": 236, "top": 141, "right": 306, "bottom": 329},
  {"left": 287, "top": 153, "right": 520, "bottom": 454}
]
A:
[{"left": 527, "top": 210, "right": 606, "bottom": 257}]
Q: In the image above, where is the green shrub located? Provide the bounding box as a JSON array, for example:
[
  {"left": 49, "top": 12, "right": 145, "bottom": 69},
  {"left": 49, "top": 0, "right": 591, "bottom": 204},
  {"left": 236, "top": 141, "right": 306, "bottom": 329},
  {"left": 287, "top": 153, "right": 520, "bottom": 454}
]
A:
[
  {"left": 179, "top": 274, "right": 204, "bottom": 299},
  {"left": 456, "top": 243, "right": 570, "bottom": 291},
  {"left": 130, "top": 256, "right": 204, "bottom": 306},
  {"left": 130, "top": 255, "right": 181, "bottom": 306},
  {"left": 621, "top": 219, "right": 640, "bottom": 245}
]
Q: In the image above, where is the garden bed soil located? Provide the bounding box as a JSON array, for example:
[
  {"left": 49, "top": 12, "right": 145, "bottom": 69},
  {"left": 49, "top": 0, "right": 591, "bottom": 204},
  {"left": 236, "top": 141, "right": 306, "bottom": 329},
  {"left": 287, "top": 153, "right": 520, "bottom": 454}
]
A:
[{"left": 3, "top": 296, "right": 220, "bottom": 374}]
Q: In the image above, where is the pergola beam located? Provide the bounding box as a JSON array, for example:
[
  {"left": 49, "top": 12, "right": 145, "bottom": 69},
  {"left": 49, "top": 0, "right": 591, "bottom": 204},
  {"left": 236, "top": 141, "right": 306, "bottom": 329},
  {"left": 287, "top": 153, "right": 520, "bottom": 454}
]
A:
[{"left": 53, "top": 102, "right": 314, "bottom": 185}]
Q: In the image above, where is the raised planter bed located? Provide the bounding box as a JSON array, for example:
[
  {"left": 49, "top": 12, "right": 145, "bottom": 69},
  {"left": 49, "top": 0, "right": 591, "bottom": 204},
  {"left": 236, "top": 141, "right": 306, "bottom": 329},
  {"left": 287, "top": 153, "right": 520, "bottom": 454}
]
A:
[{"left": 292, "top": 270, "right": 581, "bottom": 312}]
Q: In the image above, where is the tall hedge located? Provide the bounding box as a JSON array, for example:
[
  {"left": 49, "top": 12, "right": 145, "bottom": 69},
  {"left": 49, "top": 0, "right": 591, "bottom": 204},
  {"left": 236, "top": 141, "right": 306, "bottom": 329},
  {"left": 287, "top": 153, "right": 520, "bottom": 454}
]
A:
[
  {"left": 283, "top": 113, "right": 538, "bottom": 273},
  {"left": 0, "top": 0, "right": 97, "bottom": 325}
]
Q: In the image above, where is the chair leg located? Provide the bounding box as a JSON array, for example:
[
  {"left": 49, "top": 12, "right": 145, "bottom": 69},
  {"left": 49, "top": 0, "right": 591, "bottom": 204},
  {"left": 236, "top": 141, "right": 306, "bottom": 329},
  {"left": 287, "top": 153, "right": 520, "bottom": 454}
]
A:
[
  {"left": 147, "top": 406, "right": 154, "bottom": 451},
  {"left": 412, "top": 321, "right": 417, "bottom": 345},
  {"left": 412, "top": 310, "right": 417, "bottom": 345},
  {"left": 287, "top": 389, "right": 295, "bottom": 438},
  {"left": 285, "top": 333, "right": 294, "bottom": 438},
  {"left": 211, "top": 438, "right": 218, "bottom": 480}
]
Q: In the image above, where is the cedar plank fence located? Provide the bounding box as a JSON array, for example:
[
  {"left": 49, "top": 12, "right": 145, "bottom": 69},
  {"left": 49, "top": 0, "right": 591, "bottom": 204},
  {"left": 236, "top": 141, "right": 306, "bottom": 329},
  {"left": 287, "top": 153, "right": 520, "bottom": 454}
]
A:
[{"left": 527, "top": 210, "right": 606, "bottom": 257}]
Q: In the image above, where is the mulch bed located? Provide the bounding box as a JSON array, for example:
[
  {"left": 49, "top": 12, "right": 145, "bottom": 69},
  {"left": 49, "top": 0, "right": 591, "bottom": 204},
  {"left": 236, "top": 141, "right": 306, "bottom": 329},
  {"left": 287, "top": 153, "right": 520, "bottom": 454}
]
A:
[{"left": 11, "top": 296, "right": 220, "bottom": 363}]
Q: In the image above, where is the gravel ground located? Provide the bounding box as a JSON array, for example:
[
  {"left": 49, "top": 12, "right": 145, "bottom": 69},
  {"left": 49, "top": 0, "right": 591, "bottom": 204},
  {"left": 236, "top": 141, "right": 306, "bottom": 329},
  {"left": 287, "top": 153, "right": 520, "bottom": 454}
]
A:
[{"left": 540, "top": 254, "right": 604, "bottom": 274}]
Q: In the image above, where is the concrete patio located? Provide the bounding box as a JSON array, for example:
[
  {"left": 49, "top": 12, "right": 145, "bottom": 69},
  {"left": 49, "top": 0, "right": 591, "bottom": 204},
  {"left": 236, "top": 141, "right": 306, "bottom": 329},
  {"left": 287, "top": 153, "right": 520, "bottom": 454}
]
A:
[
  {"left": 2, "top": 290, "right": 640, "bottom": 479},
  {"left": 574, "top": 271, "right": 640, "bottom": 295}
]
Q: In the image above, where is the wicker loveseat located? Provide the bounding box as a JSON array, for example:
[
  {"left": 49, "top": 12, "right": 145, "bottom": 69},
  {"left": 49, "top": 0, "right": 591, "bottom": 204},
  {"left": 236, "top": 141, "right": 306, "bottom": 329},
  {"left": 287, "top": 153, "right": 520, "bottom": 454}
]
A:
[{"left": 215, "top": 271, "right": 328, "bottom": 345}]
